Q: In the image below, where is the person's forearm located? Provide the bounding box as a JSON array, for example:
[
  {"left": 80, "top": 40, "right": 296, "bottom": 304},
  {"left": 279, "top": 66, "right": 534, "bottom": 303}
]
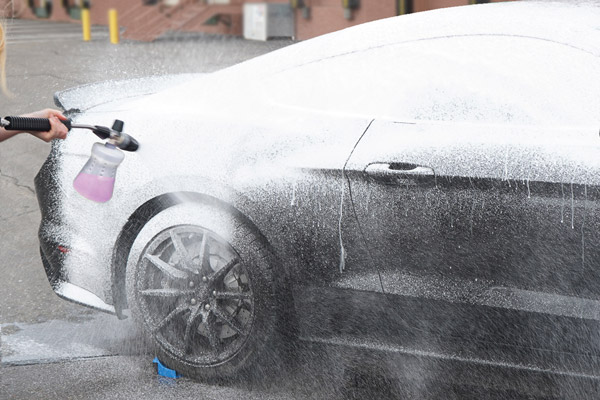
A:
[
  {"left": 0, "top": 126, "right": 22, "bottom": 142},
  {"left": 0, "top": 109, "right": 68, "bottom": 143}
]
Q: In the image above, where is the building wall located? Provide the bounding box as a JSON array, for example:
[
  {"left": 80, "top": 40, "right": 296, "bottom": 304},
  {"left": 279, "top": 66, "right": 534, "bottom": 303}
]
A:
[
  {"left": 13, "top": 0, "right": 140, "bottom": 25},
  {"left": 414, "top": 0, "right": 514, "bottom": 12},
  {"left": 9, "top": 0, "right": 518, "bottom": 41},
  {"left": 414, "top": 0, "right": 465, "bottom": 12},
  {"left": 293, "top": 0, "right": 395, "bottom": 40}
]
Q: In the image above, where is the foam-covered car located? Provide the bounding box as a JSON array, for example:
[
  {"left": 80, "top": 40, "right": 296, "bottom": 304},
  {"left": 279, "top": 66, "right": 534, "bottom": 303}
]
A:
[{"left": 36, "top": 1, "right": 600, "bottom": 391}]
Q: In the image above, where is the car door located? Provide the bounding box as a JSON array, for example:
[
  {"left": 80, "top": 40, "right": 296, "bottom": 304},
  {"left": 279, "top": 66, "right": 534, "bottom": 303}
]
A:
[{"left": 345, "top": 119, "right": 600, "bottom": 365}]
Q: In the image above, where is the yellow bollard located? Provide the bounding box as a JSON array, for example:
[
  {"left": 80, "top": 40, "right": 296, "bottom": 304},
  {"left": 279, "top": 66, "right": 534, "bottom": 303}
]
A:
[
  {"left": 108, "top": 9, "right": 119, "bottom": 45},
  {"left": 81, "top": 8, "right": 91, "bottom": 41}
]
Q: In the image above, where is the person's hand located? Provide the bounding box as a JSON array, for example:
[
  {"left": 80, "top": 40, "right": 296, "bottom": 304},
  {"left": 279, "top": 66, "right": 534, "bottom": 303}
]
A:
[{"left": 22, "top": 108, "right": 69, "bottom": 142}]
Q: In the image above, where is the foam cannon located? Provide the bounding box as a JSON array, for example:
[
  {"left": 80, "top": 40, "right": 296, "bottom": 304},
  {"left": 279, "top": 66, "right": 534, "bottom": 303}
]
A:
[{"left": 1, "top": 116, "right": 139, "bottom": 202}]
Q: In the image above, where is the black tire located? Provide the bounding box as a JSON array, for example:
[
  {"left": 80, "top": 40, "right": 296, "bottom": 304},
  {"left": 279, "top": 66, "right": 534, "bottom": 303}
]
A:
[{"left": 126, "top": 202, "right": 280, "bottom": 381}]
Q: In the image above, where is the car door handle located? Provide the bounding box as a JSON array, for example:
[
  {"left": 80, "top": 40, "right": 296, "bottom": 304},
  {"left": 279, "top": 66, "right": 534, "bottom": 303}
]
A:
[
  {"left": 365, "top": 163, "right": 434, "bottom": 176},
  {"left": 365, "top": 163, "right": 435, "bottom": 185}
]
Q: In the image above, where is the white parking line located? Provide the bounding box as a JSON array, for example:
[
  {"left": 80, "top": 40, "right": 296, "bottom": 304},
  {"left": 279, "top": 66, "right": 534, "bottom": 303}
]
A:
[{"left": 1, "top": 313, "right": 139, "bottom": 365}]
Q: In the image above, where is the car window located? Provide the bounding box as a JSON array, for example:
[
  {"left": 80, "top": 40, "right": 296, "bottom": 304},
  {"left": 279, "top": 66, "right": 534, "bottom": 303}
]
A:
[{"left": 262, "top": 35, "right": 600, "bottom": 126}]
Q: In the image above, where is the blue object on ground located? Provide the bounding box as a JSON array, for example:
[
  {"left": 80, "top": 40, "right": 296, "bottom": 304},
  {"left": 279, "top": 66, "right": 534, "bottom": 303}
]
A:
[{"left": 153, "top": 357, "right": 182, "bottom": 378}]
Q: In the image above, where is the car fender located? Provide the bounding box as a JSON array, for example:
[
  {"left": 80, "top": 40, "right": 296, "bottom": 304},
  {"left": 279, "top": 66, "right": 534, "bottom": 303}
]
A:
[{"left": 109, "top": 176, "right": 272, "bottom": 319}]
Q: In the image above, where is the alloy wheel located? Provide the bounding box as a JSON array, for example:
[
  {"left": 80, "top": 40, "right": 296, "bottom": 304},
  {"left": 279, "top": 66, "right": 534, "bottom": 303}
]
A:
[{"left": 136, "top": 225, "right": 255, "bottom": 365}]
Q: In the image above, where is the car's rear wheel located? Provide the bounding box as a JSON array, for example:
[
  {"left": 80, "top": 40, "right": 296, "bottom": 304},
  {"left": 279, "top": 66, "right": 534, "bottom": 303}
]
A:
[{"left": 126, "top": 202, "right": 280, "bottom": 381}]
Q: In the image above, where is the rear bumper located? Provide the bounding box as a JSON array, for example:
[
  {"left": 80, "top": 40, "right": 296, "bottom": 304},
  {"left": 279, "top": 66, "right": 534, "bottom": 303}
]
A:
[
  {"left": 35, "top": 147, "right": 68, "bottom": 288},
  {"left": 35, "top": 146, "right": 117, "bottom": 315},
  {"left": 39, "top": 247, "right": 116, "bottom": 314}
]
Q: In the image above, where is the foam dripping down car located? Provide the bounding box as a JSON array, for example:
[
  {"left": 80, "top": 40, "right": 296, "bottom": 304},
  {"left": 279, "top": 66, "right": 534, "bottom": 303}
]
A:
[{"left": 35, "top": 1, "right": 600, "bottom": 393}]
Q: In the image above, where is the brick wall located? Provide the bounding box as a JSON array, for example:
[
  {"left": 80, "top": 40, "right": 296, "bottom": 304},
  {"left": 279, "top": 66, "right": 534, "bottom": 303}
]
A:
[
  {"left": 293, "top": 0, "right": 395, "bottom": 40},
  {"left": 8, "top": 0, "right": 518, "bottom": 41},
  {"left": 414, "top": 0, "right": 514, "bottom": 12}
]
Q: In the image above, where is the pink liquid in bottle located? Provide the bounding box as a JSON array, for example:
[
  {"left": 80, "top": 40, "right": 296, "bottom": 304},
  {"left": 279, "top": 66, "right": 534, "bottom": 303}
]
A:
[
  {"left": 73, "top": 173, "right": 116, "bottom": 203},
  {"left": 73, "top": 143, "right": 124, "bottom": 203}
]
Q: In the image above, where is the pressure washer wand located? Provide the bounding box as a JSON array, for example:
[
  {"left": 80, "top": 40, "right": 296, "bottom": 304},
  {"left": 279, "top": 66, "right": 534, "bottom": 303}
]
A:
[{"left": 0, "top": 116, "right": 139, "bottom": 152}]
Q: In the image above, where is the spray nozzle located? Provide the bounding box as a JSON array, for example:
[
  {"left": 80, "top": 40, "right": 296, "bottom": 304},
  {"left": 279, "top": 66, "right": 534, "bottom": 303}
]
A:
[{"left": 72, "top": 119, "right": 139, "bottom": 152}]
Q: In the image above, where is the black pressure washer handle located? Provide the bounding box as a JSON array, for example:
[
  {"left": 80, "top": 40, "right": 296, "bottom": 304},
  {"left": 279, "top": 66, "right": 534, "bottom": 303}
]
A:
[
  {"left": 2, "top": 116, "right": 72, "bottom": 132},
  {"left": 2, "top": 116, "right": 139, "bottom": 152}
]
